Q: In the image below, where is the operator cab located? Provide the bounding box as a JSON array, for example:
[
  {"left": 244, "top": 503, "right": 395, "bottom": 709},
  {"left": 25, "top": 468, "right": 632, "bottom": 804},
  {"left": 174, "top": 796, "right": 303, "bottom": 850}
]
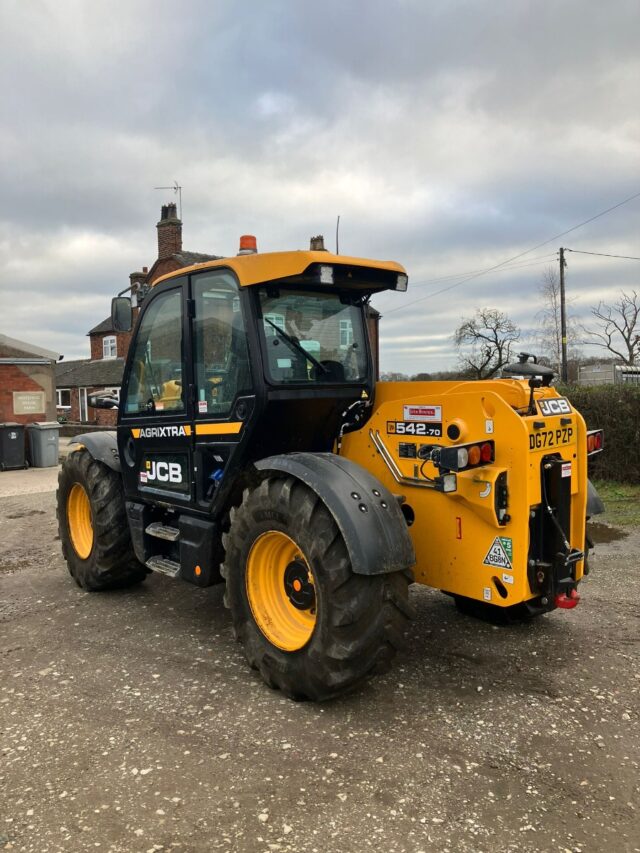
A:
[{"left": 111, "top": 242, "right": 408, "bottom": 521}]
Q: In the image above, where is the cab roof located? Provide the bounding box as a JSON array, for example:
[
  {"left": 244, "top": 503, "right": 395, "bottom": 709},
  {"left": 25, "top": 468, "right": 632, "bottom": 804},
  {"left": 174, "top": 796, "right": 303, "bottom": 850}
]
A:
[{"left": 152, "top": 250, "right": 406, "bottom": 289}]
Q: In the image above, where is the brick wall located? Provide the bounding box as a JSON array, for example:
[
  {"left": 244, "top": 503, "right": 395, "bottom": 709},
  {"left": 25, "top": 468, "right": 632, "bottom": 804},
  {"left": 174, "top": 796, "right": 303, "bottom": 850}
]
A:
[
  {"left": 157, "top": 203, "right": 182, "bottom": 259},
  {"left": 148, "top": 257, "right": 184, "bottom": 284},
  {"left": 0, "top": 363, "right": 56, "bottom": 423},
  {"left": 58, "top": 387, "right": 118, "bottom": 427},
  {"left": 89, "top": 331, "right": 132, "bottom": 361},
  {"left": 366, "top": 310, "right": 380, "bottom": 379}
]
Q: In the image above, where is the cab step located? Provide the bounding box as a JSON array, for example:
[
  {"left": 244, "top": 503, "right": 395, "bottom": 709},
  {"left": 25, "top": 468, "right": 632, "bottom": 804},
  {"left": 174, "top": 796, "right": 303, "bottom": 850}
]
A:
[
  {"left": 146, "top": 555, "right": 181, "bottom": 578},
  {"left": 146, "top": 522, "right": 180, "bottom": 541}
]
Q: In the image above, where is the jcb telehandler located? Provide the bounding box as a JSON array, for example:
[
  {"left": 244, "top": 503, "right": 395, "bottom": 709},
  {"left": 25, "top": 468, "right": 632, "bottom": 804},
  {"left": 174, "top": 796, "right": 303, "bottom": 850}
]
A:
[{"left": 57, "top": 238, "right": 604, "bottom": 700}]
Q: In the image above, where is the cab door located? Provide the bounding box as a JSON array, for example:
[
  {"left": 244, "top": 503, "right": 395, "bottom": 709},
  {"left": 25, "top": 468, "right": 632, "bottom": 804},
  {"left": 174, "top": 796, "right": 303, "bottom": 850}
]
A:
[
  {"left": 190, "top": 269, "right": 254, "bottom": 510},
  {"left": 118, "top": 279, "right": 194, "bottom": 507}
]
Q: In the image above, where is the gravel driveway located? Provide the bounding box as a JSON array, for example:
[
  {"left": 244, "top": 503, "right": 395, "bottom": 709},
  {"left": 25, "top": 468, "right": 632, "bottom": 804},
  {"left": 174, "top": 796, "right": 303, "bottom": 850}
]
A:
[{"left": 1, "top": 481, "right": 639, "bottom": 852}]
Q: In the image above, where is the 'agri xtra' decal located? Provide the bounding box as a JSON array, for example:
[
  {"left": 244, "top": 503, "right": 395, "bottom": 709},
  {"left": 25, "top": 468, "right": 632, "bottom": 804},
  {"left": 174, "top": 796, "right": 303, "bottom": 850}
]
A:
[
  {"left": 483, "top": 536, "right": 513, "bottom": 570},
  {"left": 133, "top": 425, "right": 191, "bottom": 439}
]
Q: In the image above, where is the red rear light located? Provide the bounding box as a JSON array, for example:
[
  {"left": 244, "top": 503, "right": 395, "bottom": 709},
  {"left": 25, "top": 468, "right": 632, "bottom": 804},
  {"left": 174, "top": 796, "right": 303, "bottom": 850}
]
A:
[
  {"left": 437, "top": 440, "right": 495, "bottom": 471},
  {"left": 587, "top": 429, "right": 604, "bottom": 456}
]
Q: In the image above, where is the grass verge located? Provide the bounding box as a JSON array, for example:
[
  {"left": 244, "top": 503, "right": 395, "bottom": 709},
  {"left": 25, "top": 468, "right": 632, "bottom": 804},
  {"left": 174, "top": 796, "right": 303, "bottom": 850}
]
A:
[{"left": 591, "top": 479, "right": 640, "bottom": 528}]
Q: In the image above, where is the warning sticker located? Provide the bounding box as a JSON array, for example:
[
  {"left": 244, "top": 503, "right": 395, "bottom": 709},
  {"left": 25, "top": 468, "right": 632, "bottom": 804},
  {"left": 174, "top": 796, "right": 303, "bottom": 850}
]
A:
[
  {"left": 403, "top": 404, "right": 442, "bottom": 422},
  {"left": 483, "top": 537, "right": 513, "bottom": 569}
]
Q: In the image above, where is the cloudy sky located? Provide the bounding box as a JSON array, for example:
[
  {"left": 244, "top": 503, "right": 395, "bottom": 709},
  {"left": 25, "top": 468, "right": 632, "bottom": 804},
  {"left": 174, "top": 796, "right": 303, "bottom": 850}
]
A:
[{"left": 1, "top": 0, "right": 639, "bottom": 373}]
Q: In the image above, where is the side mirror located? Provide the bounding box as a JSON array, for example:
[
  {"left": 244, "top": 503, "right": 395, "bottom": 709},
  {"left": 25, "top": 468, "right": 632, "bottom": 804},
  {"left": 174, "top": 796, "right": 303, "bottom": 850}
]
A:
[
  {"left": 88, "top": 394, "right": 119, "bottom": 410},
  {"left": 111, "top": 296, "right": 132, "bottom": 332}
]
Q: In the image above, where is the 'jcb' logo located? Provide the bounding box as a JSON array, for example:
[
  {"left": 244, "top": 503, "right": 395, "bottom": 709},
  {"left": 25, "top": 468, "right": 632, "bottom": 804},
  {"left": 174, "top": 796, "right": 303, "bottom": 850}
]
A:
[
  {"left": 146, "top": 461, "right": 182, "bottom": 483},
  {"left": 538, "top": 397, "right": 572, "bottom": 416}
]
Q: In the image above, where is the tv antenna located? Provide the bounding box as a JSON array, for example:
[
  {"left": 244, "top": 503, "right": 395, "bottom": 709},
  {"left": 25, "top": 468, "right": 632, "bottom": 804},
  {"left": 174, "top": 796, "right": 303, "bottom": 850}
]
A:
[{"left": 154, "top": 180, "right": 182, "bottom": 220}]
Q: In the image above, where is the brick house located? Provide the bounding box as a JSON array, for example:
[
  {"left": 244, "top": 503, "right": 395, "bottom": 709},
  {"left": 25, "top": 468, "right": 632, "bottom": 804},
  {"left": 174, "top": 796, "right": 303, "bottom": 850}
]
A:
[
  {"left": 0, "top": 334, "right": 60, "bottom": 424},
  {"left": 55, "top": 203, "right": 219, "bottom": 426},
  {"left": 55, "top": 204, "right": 383, "bottom": 426}
]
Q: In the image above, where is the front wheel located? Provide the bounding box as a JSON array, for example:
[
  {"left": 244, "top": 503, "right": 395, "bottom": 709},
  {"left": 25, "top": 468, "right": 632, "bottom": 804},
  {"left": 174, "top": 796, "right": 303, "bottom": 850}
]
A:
[
  {"left": 57, "top": 448, "right": 147, "bottom": 590},
  {"left": 221, "top": 476, "right": 413, "bottom": 701}
]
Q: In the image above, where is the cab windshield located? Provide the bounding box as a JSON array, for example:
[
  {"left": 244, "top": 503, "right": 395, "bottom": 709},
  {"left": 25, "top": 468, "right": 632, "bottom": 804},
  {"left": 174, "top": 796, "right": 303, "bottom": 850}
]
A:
[{"left": 257, "top": 288, "right": 368, "bottom": 384}]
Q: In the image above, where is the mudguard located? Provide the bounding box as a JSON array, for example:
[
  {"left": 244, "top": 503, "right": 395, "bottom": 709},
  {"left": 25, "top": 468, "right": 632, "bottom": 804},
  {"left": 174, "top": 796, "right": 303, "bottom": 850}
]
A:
[
  {"left": 69, "top": 431, "right": 120, "bottom": 472},
  {"left": 255, "top": 452, "right": 416, "bottom": 576},
  {"left": 587, "top": 479, "right": 605, "bottom": 516}
]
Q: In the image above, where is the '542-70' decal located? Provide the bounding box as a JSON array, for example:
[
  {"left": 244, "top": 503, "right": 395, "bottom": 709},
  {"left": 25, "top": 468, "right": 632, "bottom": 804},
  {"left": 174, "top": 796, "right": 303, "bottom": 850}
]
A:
[{"left": 387, "top": 421, "right": 443, "bottom": 437}]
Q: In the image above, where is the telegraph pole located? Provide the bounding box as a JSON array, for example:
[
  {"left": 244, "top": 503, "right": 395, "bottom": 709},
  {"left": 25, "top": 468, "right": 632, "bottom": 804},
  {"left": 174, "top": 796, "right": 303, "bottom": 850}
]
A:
[{"left": 559, "top": 247, "right": 568, "bottom": 382}]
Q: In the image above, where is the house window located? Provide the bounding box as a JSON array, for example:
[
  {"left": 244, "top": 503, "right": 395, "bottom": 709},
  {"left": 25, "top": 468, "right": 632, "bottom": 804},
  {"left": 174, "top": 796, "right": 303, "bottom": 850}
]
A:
[
  {"left": 339, "top": 319, "right": 354, "bottom": 348},
  {"left": 102, "top": 335, "right": 117, "bottom": 359},
  {"left": 264, "top": 313, "right": 286, "bottom": 335},
  {"left": 56, "top": 389, "right": 71, "bottom": 408}
]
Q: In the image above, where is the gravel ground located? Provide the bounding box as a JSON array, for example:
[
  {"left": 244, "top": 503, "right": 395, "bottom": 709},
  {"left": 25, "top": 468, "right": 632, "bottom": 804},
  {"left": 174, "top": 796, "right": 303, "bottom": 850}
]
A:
[{"left": 1, "top": 484, "right": 639, "bottom": 853}]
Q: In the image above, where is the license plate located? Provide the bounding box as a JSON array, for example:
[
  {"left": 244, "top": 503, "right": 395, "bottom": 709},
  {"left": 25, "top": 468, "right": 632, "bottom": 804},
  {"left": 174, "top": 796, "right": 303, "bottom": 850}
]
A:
[{"left": 529, "top": 426, "right": 574, "bottom": 450}]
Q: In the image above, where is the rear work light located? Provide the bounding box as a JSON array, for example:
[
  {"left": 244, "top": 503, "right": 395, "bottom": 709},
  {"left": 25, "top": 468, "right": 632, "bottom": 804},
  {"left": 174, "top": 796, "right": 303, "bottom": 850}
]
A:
[
  {"left": 586, "top": 429, "right": 604, "bottom": 456},
  {"left": 429, "top": 440, "right": 495, "bottom": 472}
]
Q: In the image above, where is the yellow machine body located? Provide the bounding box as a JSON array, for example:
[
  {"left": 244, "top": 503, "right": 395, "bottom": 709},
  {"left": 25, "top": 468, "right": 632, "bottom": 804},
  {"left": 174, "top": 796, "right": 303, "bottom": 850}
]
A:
[{"left": 341, "top": 379, "right": 588, "bottom": 606}]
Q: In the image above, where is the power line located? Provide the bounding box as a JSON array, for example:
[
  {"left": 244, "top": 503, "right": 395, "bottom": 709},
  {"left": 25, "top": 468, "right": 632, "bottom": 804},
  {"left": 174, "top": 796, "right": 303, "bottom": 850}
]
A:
[
  {"left": 566, "top": 248, "right": 640, "bottom": 261},
  {"left": 384, "top": 188, "right": 640, "bottom": 315},
  {"left": 407, "top": 253, "right": 557, "bottom": 289}
]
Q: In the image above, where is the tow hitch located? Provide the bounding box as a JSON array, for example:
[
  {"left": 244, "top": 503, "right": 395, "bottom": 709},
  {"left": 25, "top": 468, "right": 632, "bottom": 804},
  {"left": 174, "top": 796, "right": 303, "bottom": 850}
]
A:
[{"left": 555, "top": 588, "right": 580, "bottom": 609}]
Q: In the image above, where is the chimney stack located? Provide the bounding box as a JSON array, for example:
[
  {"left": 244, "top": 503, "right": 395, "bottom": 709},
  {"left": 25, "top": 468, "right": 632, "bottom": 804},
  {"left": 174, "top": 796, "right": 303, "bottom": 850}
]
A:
[
  {"left": 157, "top": 202, "right": 182, "bottom": 259},
  {"left": 310, "top": 235, "right": 326, "bottom": 251}
]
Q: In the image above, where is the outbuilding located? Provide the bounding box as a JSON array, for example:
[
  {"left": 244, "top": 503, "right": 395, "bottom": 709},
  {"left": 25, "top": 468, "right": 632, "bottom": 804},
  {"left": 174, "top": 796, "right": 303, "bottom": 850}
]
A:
[{"left": 0, "top": 334, "right": 60, "bottom": 423}]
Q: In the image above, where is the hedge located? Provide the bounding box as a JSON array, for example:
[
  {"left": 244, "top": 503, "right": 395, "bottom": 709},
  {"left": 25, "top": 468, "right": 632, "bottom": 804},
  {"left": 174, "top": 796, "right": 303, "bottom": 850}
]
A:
[{"left": 559, "top": 384, "right": 640, "bottom": 483}]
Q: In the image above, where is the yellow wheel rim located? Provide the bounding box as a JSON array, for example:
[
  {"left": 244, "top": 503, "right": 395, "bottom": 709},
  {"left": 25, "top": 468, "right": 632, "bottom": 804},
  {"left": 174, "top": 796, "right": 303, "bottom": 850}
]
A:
[
  {"left": 246, "top": 531, "right": 317, "bottom": 652},
  {"left": 67, "top": 483, "right": 94, "bottom": 559}
]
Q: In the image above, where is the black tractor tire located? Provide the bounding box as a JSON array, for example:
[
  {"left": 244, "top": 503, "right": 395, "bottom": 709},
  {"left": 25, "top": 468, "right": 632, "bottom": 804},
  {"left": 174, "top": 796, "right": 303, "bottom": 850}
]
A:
[
  {"left": 57, "top": 448, "right": 147, "bottom": 591},
  {"left": 221, "top": 475, "right": 414, "bottom": 701}
]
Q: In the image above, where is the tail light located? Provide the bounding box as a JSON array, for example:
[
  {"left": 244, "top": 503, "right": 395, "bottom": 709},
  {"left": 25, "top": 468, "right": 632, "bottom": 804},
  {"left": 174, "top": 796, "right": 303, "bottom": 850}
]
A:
[
  {"left": 586, "top": 429, "right": 604, "bottom": 456},
  {"left": 433, "top": 440, "right": 495, "bottom": 472}
]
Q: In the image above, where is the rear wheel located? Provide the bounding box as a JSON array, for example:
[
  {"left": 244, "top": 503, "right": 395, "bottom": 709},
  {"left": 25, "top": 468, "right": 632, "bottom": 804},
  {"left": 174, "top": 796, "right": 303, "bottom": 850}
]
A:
[
  {"left": 57, "top": 448, "right": 146, "bottom": 590},
  {"left": 221, "top": 475, "right": 413, "bottom": 701}
]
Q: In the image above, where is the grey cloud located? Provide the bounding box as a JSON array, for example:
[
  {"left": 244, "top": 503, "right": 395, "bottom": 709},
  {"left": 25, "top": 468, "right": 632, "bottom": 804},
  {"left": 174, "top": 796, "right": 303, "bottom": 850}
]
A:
[{"left": 1, "top": 0, "right": 638, "bottom": 374}]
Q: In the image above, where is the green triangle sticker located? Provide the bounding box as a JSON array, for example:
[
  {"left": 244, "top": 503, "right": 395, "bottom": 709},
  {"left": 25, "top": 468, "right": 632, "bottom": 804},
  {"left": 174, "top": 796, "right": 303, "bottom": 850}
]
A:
[{"left": 483, "top": 536, "right": 513, "bottom": 569}]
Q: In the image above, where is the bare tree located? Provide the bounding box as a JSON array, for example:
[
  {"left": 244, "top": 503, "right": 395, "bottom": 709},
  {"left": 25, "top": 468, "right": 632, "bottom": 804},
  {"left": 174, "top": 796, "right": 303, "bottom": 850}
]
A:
[
  {"left": 585, "top": 290, "right": 640, "bottom": 365},
  {"left": 454, "top": 308, "right": 520, "bottom": 379},
  {"left": 536, "top": 266, "right": 581, "bottom": 373}
]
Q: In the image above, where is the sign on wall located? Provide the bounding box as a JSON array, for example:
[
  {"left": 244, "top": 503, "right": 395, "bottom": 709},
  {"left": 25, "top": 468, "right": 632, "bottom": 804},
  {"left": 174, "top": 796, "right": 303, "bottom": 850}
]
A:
[{"left": 13, "top": 391, "right": 45, "bottom": 415}]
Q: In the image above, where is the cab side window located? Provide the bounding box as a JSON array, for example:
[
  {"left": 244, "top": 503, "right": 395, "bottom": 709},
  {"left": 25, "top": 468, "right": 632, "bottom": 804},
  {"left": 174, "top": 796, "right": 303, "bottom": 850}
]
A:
[
  {"left": 193, "top": 272, "right": 252, "bottom": 416},
  {"left": 124, "top": 288, "right": 184, "bottom": 415}
]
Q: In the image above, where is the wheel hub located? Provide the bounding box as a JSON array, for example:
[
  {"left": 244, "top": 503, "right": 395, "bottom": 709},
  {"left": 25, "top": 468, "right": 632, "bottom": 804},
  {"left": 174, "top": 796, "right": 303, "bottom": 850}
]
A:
[
  {"left": 284, "top": 560, "right": 316, "bottom": 611},
  {"left": 67, "top": 482, "right": 94, "bottom": 560},
  {"left": 245, "top": 530, "right": 317, "bottom": 652}
]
